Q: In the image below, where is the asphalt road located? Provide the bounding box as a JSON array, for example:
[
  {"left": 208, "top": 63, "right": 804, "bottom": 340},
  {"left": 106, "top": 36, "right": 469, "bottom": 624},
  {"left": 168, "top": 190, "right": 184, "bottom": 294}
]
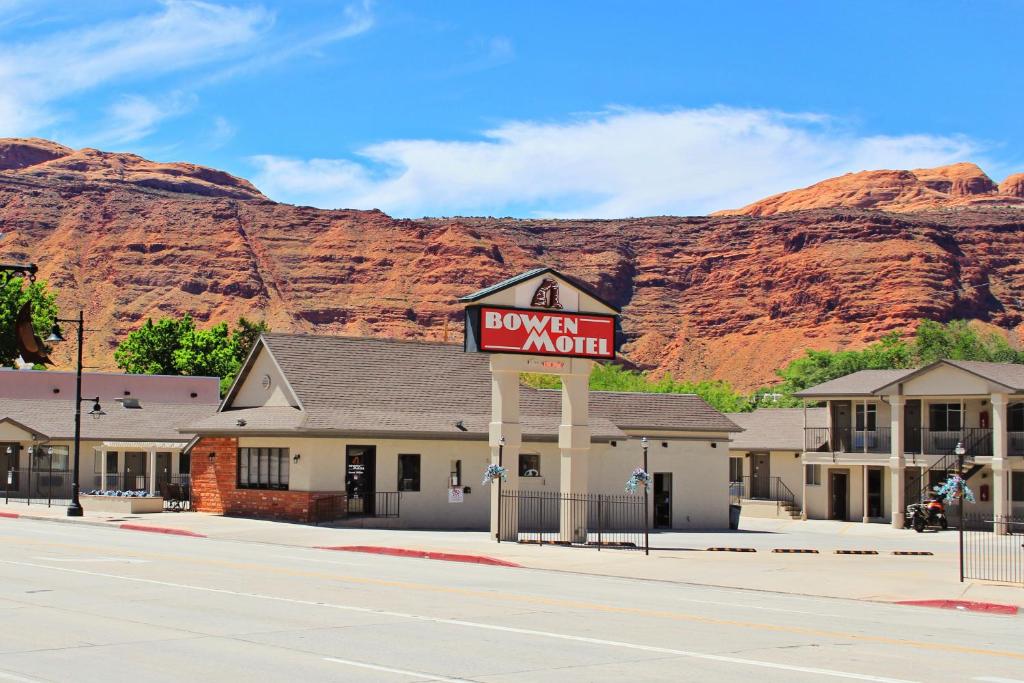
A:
[{"left": 0, "top": 518, "right": 1021, "bottom": 683}]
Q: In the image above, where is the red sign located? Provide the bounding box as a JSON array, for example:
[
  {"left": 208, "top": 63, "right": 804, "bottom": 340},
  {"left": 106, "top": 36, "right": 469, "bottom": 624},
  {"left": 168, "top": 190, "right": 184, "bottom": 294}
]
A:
[{"left": 477, "top": 306, "right": 615, "bottom": 359}]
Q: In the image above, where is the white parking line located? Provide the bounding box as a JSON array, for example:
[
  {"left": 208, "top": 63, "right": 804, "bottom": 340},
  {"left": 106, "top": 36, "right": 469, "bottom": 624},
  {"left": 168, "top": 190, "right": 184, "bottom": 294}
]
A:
[
  {"left": 0, "top": 559, "right": 918, "bottom": 683},
  {"left": 324, "top": 657, "right": 474, "bottom": 682}
]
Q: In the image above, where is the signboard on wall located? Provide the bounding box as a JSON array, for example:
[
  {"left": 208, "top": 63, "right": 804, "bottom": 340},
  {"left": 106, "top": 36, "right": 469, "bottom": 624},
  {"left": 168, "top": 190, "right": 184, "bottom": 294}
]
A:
[
  {"left": 448, "top": 487, "right": 464, "bottom": 504},
  {"left": 465, "top": 306, "right": 616, "bottom": 360}
]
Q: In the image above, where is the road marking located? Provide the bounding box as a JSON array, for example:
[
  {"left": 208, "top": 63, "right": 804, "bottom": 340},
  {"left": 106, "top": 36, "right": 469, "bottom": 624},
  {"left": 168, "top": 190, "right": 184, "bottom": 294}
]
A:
[
  {"left": 324, "top": 657, "right": 474, "bottom": 682},
  {"left": 31, "top": 556, "right": 150, "bottom": 564},
  {"left": 974, "top": 678, "right": 1024, "bottom": 683},
  {"left": 0, "top": 559, "right": 937, "bottom": 682},
  {"left": 0, "top": 670, "right": 42, "bottom": 682}
]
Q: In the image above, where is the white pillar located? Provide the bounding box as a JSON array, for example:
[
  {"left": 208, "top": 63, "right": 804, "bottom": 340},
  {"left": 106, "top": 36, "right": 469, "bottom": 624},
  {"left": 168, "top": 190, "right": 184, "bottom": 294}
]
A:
[
  {"left": 800, "top": 458, "right": 808, "bottom": 520},
  {"left": 489, "top": 358, "right": 522, "bottom": 541},
  {"left": 889, "top": 395, "right": 906, "bottom": 528},
  {"left": 100, "top": 448, "right": 107, "bottom": 493},
  {"left": 862, "top": 465, "right": 870, "bottom": 523},
  {"left": 148, "top": 448, "right": 157, "bottom": 496},
  {"left": 991, "top": 393, "right": 1009, "bottom": 534},
  {"left": 559, "top": 359, "right": 592, "bottom": 543}
]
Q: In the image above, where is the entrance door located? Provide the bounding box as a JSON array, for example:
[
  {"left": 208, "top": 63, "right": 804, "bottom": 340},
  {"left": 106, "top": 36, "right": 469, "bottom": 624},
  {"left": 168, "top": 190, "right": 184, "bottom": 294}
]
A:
[
  {"left": 867, "top": 467, "right": 883, "bottom": 518},
  {"left": 831, "top": 402, "right": 851, "bottom": 451},
  {"left": 155, "top": 452, "right": 172, "bottom": 489},
  {"left": 653, "top": 473, "right": 672, "bottom": 528},
  {"left": 346, "top": 446, "right": 376, "bottom": 516},
  {"left": 750, "top": 453, "right": 770, "bottom": 499},
  {"left": 904, "top": 400, "right": 921, "bottom": 453},
  {"left": 123, "top": 452, "right": 147, "bottom": 491},
  {"left": 830, "top": 471, "right": 849, "bottom": 520}
]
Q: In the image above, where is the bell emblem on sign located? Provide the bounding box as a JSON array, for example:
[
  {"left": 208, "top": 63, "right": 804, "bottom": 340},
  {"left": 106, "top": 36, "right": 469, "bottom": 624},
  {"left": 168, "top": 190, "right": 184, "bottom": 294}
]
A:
[{"left": 530, "top": 278, "right": 562, "bottom": 309}]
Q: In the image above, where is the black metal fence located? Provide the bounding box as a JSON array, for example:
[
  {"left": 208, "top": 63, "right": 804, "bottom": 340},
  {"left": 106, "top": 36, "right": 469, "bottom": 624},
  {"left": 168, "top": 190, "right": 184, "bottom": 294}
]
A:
[
  {"left": 311, "top": 492, "right": 402, "bottom": 524},
  {"left": 2, "top": 468, "right": 73, "bottom": 507},
  {"left": 499, "top": 489, "right": 647, "bottom": 551},
  {"left": 963, "top": 514, "right": 1024, "bottom": 585}
]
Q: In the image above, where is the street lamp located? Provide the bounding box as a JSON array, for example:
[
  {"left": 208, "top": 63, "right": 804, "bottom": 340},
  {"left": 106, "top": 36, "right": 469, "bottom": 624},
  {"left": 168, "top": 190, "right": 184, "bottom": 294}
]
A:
[
  {"left": 641, "top": 436, "right": 650, "bottom": 556},
  {"left": 45, "top": 311, "right": 103, "bottom": 517},
  {"left": 954, "top": 441, "right": 966, "bottom": 582}
]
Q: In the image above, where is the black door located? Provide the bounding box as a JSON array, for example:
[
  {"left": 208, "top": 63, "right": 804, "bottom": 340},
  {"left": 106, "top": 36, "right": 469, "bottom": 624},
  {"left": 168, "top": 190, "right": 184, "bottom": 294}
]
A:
[
  {"left": 346, "top": 446, "right": 376, "bottom": 516},
  {"left": 124, "top": 452, "right": 147, "bottom": 491},
  {"left": 830, "top": 471, "right": 848, "bottom": 520},
  {"left": 750, "top": 453, "right": 770, "bottom": 498},
  {"left": 831, "top": 402, "right": 851, "bottom": 451},
  {"left": 867, "top": 468, "right": 883, "bottom": 518},
  {"left": 653, "top": 473, "right": 672, "bottom": 528},
  {"left": 904, "top": 400, "right": 921, "bottom": 453}
]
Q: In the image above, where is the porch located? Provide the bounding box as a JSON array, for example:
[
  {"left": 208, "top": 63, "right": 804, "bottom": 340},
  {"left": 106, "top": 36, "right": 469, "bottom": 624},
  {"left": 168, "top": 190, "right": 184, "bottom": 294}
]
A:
[{"left": 803, "top": 426, "right": 1024, "bottom": 458}]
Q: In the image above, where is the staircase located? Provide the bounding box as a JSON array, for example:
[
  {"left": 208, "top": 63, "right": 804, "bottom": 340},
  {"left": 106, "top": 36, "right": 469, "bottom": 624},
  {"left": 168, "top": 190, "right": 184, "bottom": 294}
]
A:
[
  {"left": 905, "top": 432, "right": 987, "bottom": 507},
  {"left": 730, "top": 476, "right": 802, "bottom": 520}
]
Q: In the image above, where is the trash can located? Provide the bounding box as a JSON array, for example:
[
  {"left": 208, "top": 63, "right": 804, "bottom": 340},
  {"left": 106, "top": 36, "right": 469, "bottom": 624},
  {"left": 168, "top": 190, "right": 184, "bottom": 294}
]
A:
[{"left": 729, "top": 504, "right": 741, "bottom": 530}]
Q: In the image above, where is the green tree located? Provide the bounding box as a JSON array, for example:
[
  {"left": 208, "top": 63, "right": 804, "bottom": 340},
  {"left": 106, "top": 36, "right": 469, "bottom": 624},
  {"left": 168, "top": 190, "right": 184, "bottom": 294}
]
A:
[
  {"left": 0, "top": 275, "right": 58, "bottom": 367},
  {"left": 114, "top": 315, "right": 269, "bottom": 394}
]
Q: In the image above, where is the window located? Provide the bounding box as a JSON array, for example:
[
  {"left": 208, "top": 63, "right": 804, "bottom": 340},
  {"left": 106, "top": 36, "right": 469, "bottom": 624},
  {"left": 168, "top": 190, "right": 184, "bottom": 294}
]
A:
[
  {"left": 928, "top": 403, "right": 962, "bottom": 431},
  {"left": 449, "top": 459, "right": 461, "bottom": 487},
  {"left": 855, "top": 404, "right": 877, "bottom": 431},
  {"left": 398, "top": 454, "right": 421, "bottom": 492},
  {"left": 1010, "top": 403, "right": 1024, "bottom": 432},
  {"left": 519, "top": 453, "right": 541, "bottom": 477},
  {"left": 1012, "top": 472, "right": 1024, "bottom": 502},
  {"left": 34, "top": 446, "right": 69, "bottom": 471},
  {"left": 179, "top": 452, "right": 191, "bottom": 475},
  {"left": 94, "top": 452, "right": 117, "bottom": 473},
  {"left": 237, "top": 448, "right": 289, "bottom": 490},
  {"left": 729, "top": 457, "right": 743, "bottom": 483},
  {"left": 805, "top": 464, "right": 821, "bottom": 486}
]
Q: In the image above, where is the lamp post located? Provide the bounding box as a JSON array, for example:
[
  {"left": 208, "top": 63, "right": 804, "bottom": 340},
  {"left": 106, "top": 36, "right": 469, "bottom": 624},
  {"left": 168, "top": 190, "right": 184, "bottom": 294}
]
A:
[
  {"left": 954, "top": 441, "right": 966, "bottom": 582},
  {"left": 496, "top": 435, "right": 505, "bottom": 542},
  {"left": 641, "top": 436, "right": 649, "bottom": 556},
  {"left": 45, "top": 311, "right": 104, "bottom": 517}
]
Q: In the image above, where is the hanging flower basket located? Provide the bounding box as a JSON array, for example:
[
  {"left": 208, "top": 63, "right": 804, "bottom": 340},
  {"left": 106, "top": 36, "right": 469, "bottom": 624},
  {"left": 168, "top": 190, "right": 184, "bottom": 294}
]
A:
[
  {"left": 625, "top": 467, "right": 652, "bottom": 494},
  {"left": 934, "top": 475, "right": 976, "bottom": 504},
  {"left": 482, "top": 464, "right": 508, "bottom": 486}
]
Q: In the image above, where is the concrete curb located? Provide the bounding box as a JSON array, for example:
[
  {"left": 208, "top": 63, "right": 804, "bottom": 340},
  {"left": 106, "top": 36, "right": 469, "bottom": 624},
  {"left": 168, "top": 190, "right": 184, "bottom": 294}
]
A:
[
  {"left": 0, "top": 511, "right": 19, "bottom": 519},
  {"left": 835, "top": 550, "right": 879, "bottom": 555},
  {"left": 0, "top": 510, "right": 205, "bottom": 538},
  {"left": 706, "top": 547, "right": 756, "bottom": 552},
  {"left": 771, "top": 548, "right": 819, "bottom": 554},
  {"left": 318, "top": 545, "right": 522, "bottom": 568},
  {"left": 119, "top": 523, "right": 206, "bottom": 538},
  {"left": 895, "top": 599, "right": 1019, "bottom": 615}
]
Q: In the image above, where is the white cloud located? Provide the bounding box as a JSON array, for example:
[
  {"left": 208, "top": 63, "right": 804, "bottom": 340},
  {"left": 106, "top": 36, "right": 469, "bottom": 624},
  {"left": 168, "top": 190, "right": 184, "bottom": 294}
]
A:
[
  {"left": 89, "top": 92, "right": 197, "bottom": 145},
  {"left": 248, "top": 106, "right": 981, "bottom": 217}
]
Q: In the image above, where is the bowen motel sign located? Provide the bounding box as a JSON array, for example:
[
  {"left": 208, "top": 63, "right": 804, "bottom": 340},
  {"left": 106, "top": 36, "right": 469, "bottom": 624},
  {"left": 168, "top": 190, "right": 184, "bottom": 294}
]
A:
[{"left": 463, "top": 271, "right": 618, "bottom": 361}]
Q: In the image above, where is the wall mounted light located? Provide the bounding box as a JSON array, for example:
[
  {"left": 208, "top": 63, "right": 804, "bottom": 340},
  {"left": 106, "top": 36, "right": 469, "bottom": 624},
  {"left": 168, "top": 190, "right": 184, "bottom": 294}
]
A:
[
  {"left": 661, "top": 441, "right": 668, "bottom": 448},
  {"left": 455, "top": 420, "right": 467, "bottom": 432},
  {"left": 208, "top": 452, "right": 216, "bottom": 462},
  {"left": 292, "top": 453, "right": 301, "bottom": 463},
  {"left": 236, "top": 418, "right": 247, "bottom": 427}
]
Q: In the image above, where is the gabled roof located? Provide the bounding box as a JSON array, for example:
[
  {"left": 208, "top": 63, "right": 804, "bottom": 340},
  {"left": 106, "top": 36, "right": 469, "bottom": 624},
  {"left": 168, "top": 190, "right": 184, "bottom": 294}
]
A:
[
  {"left": 190, "top": 332, "right": 738, "bottom": 439},
  {"left": 726, "top": 408, "right": 827, "bottom": 451},
  {"left": 458, "top": 267, "right": 621, "bottom": 313},
  {"left": 0, "top": 416, "right": 48, "bottom": 440},
  {"left": 877, "top": 359, "right": 1024, "bottom": 393},
  {"left": 0, "top": 399, "right": 216, "bottom": 441},
  {"left": 793, "top": 369, "right": 914, "bottom": 397}
]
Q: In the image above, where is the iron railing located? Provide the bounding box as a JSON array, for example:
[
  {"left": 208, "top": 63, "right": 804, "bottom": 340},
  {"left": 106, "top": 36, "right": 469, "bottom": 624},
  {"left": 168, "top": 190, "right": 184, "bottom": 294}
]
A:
[
  {"left": 919, "top": 428, "right": 992, "bottom": 457},
  {"left": 963, "top": 514, "right": 1024, "bottom": 585},
  {"left": 804, "top": 427, "right": 830, "bottom": 452},
  {"left": 498, "top": 489, "right": 647, "bottom": 551},
  {"left": 312, "top": 494, "right": 348, "bottom": 525},
  {"left": 803, "top": 427, "right": 891, "bottom": 453},
  {"left": 346, "top": 491, "right": 401, "bottom": 518},
  {"left": 732, "top": 476, "right": 798, "bottom": 515},
  {"left": 2, "top": 467, "right": 73, "bottom": 507}
]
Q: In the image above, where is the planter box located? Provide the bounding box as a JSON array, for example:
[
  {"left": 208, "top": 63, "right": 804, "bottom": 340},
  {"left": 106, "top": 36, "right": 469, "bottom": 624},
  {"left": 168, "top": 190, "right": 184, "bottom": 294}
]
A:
[{"left": 81, "top": 495, "right": 164, "bottom": 514}]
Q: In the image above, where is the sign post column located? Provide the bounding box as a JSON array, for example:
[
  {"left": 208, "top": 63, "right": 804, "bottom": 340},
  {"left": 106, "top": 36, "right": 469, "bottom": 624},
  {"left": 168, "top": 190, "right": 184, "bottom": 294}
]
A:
[
  {"left": 559, "top": 359, "right": 591, "bottom": 544},
  {"left": 490, "top": 358, "right": 521, "bottom": 541}
]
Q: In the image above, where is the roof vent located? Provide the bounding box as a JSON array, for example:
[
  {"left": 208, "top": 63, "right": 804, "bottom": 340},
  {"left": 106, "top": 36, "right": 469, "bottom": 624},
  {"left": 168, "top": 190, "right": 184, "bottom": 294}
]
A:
[{"left": 117, "top": 397, "right": 142, "bottom": 409}]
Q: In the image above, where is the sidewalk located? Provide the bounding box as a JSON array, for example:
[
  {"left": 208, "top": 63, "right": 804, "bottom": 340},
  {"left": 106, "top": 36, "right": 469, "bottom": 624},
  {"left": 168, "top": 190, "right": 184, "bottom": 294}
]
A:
[{"left": 2, "top": 501, "right": 1019, "bottom": 611}]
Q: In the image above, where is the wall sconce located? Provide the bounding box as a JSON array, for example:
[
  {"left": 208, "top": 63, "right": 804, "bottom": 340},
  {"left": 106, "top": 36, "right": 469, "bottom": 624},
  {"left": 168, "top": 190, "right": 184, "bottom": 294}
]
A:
[
  {"left": 236, "top": 418, "right": 247, "bottom": 427},
  {"left": 292, "top": 453, "right": 301, "bottom": 463},
  {"left": 208, "top": 452, "right": 216, "bottom": 462},
  {"left": 661, "top": 441, "right": 668, "bottom": 448}
]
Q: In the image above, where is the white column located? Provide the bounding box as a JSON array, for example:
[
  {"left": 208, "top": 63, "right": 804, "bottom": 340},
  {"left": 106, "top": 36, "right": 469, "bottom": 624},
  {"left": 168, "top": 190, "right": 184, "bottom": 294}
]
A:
[
  {"left": 862, "top": 465, "right": 870, "bottom": 523},
  {"left": 148, "top": 448, "right": 157, "bottom": 496},
  {"left": 800, "top": 458, "right": 808, "bottom": 520},
  {"left": 889, "top": 395, "right": 906, "bottom": 528},
  {"left": 489, "top": 358, "right": 521, "bottom": 541},
  {"left": 991, "top": 393, "right": 1009, "bottom": 534},
  {"left": 560, "top": 359, "right": 592, "bottom": 544},
  {"left": 100, "top": 448, "right": 107, "bottom": 493}
]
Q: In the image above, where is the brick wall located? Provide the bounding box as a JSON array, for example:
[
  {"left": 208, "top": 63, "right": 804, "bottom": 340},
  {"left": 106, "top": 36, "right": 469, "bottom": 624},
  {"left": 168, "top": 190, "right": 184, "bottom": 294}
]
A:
[{"left": 190, "top": 436, "right": 343, "bottom": 523}]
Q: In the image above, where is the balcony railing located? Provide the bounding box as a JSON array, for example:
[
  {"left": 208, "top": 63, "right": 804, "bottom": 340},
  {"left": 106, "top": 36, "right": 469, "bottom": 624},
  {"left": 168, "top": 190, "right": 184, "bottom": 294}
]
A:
[{"left": 803, "top": 427, "right": 890, "bottom": 454}]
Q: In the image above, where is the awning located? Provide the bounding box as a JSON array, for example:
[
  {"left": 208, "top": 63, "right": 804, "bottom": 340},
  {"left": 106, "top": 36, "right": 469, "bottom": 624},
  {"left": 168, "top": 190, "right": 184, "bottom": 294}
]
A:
[{"left": 96, "top": 441, "right": 188, "bottom": 450}]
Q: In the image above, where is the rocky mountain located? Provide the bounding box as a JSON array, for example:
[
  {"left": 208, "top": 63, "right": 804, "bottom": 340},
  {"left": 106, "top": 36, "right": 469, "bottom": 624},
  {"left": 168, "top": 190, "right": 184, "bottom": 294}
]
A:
[{"left": 2, "top": 137, "right": 1024, "bottom": 391}]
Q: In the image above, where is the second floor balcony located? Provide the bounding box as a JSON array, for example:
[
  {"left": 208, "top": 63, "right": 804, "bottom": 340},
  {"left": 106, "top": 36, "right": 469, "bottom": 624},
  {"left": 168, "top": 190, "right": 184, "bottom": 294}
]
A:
[{"left": 804, "top": 426, "right": 1024, "bottom": 457}]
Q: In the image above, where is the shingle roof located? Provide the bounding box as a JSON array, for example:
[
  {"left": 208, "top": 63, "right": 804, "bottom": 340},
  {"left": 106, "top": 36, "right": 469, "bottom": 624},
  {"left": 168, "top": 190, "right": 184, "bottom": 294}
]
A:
[
  {"left": 193, "top": 333, "right": 737, "bottom": 439},
  {"left": 930, "top": 360, "right": 1024, "bottom": 391},
  {"left": 458, "top": 267, "right": 621, "bottom": 312},
  {"left": 726, "top": 408, "right": 826, "bottom": 451},
  {"left": 0, "top": 399, "right": 218, "bottom": 441},
  {"left": 793, "top": 369, "right": 914, "bottom": 397}
]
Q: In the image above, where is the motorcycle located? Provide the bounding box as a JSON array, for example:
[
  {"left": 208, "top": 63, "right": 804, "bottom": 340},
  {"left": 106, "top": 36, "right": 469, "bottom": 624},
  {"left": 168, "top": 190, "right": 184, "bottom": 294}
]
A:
[{"left": 906, "top": 497, "right": 948, "bottom": 532}]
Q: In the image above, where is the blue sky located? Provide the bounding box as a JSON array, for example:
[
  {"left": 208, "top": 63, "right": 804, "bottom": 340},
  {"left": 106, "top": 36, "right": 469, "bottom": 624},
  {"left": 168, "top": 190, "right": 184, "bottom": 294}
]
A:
[{"left": 1, "top": 1, "right": 1020, "bottom": 217}]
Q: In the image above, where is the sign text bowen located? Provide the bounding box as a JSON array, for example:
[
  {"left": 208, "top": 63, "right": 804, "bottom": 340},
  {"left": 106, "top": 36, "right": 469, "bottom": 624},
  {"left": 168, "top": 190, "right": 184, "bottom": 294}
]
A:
[{"left": 476, "top": 306, "right": 615, "bottom": 360}]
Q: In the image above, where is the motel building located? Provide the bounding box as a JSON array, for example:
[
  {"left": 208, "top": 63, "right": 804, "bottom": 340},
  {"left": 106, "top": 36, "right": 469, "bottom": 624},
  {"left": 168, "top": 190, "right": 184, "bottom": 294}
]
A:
[
  {"left": 183, "top": 269, "right": 742, "bottom": 535},
  {"left": 0, "top": 370, "right": 219, "bottom": 503},
  {"left": 777, "top": 361, "right": 1024, "bottom": 527}
]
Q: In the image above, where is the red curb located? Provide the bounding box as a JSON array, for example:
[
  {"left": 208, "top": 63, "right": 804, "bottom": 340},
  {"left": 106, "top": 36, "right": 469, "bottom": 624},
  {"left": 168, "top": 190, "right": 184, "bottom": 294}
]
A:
[
  {"left": 895, "top": 599, "right": 1019, "bottom": 615},
  {"left": 0, "top": 512, "right": 20, "bottom": 519},
  {"left": 319, "top": 545, "right": 522, "bottom": 568},
  {"left": 119, "top": 523, "right": 205, "bottom": 538}
]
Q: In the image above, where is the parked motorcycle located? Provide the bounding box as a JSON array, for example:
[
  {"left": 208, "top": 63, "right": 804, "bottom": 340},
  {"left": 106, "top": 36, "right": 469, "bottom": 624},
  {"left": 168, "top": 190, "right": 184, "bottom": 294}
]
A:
[{"left": 906, "top": 496, "right": 948, "bottom": 532}]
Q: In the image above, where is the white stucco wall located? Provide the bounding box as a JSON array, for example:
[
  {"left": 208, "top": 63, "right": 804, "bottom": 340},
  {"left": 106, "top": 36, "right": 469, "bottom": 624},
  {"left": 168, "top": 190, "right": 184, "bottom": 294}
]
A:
[{"left": 231, "top": 350, "right": 298, "bottom": 408}]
